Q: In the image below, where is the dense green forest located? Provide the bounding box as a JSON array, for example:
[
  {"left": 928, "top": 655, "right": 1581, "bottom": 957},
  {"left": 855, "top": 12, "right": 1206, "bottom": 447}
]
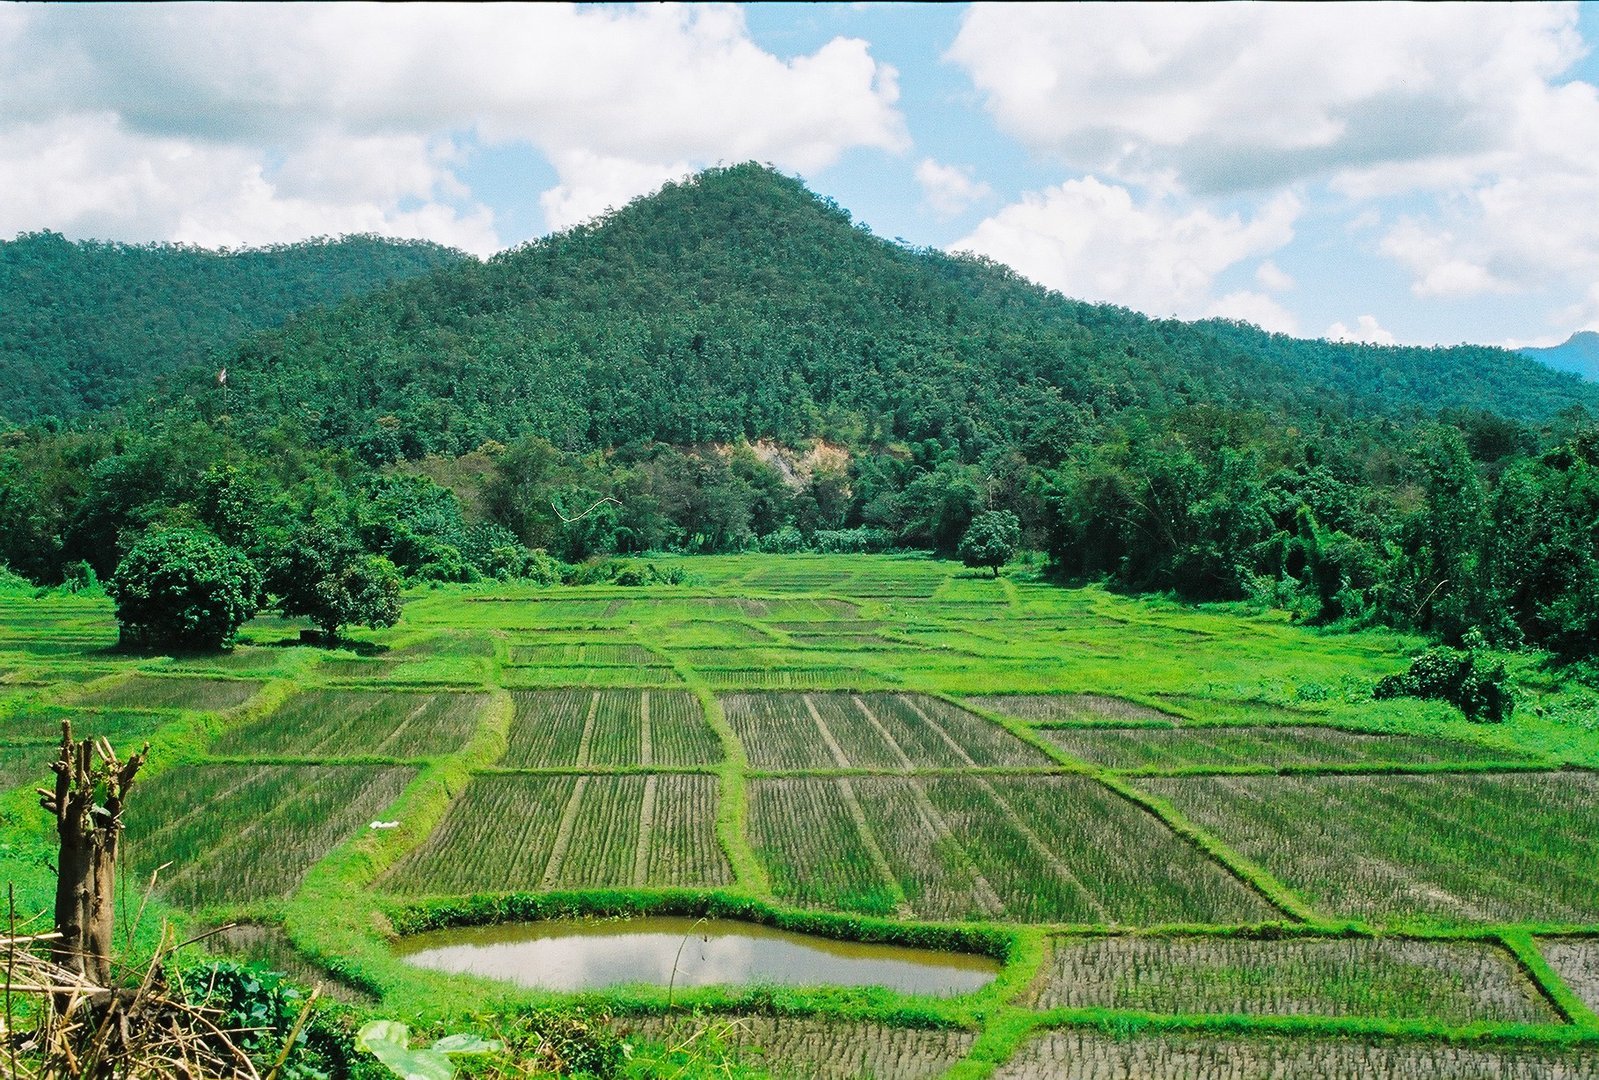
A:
[
  {"left": 1, "top": 164, "right": 1595, "bottom": 666},
  {"left": 0, "top": 231, "right": 465, "bottom": 422}
]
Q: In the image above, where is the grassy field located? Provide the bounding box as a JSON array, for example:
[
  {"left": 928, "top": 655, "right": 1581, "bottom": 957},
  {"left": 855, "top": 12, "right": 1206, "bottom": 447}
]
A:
[{"left": 1, "top": 553, "right": 1597, "bottom": 1077}]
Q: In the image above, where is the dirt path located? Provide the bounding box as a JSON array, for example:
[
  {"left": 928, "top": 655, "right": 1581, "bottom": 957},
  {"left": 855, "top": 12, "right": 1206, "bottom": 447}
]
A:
[{"left": 540, "top": 775, "right": 591, "bottom": 887}]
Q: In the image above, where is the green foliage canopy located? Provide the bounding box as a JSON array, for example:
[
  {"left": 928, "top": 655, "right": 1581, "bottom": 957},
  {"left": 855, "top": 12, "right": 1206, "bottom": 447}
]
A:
[
  {"left": 269, "top": 521, "right": 402, "bottom": 642},
  {"left": 107, "top": 527, "right": 261, "bottom": 650},
  {"left": 0, "top": 231, "right": 464, "bottom": 423},
  {"left": 958, "top": 509, "right": 1021, "bottom": 576}
]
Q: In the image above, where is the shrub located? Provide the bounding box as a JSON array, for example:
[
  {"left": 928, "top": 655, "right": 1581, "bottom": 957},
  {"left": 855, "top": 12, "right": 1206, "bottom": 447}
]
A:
[
  {"left": 811, "top": 527, "right": 893, "bottom": 554},
  {"left": 1374, "top": 632, "right": 1514, "bottom": 722},
  {"left": 108, "top": 528, "right": 261, "bottom": 650},
  {"left": 757, "top": 525, "right": 805, "bottom": 553},
  {"left": 184, "top": 961, "right": 332, "bottom": 1080},
  {"left": 563, "top": 559, "right": 684, "bottom": 586}
]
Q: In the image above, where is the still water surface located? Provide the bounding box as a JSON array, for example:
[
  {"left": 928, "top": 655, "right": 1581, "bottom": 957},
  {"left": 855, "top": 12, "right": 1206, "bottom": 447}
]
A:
[{"left": 396, "top": 917, "right": 999, "bottom": 995}]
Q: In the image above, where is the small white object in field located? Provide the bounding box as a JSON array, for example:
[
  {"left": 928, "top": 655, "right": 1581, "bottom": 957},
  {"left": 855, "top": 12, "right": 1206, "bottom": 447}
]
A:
[{"left": 369, "top": 820, "right": 400, "bottom": 829}]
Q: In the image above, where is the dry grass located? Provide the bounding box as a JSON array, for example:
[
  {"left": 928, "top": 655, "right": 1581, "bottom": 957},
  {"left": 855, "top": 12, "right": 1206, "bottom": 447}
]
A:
[{"left": 0, "top": 927, "right": 310, "bottom": 1080}]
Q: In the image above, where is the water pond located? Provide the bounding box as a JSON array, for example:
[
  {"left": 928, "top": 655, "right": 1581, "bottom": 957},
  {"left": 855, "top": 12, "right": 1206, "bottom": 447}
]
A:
[{"left": 396, "top": 917, "right": 1000, "bottom": 995}]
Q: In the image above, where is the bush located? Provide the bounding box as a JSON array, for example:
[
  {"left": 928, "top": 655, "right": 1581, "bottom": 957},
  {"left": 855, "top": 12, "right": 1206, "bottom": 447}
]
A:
[
  {"left": 811, "top": 527, "right": 893, "bottom": 554},
  {"left": 107, "top": 528, "right": 261, "bottom": 650},
  {"left": 1373, "top": 632, "right": 1514, "bottom": 722},
  {"left": 183, "top": 961, "right": 333, "bottom": 1080},
  {"left": 563, "top": 559, "right": 684, "bottom": 586},
  {"left": 756, "top": 525, "right": 805, "bottom": 553}
]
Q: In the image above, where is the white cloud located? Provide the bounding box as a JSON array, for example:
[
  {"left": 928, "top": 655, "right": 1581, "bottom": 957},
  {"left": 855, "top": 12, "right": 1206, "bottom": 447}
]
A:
[
  {"left": 1207, "top": 292, "right": 1299, "bottom": 336},
  {"left": 952, "top": 177, "right": 1299, "bottom": 320},
  {"left": 948, "top": 2, "right": 1599, "bottom": 323},
  {"left": 1372, "top": 81, "right": 1599, "bottom": 300},
  {"left": 0, "top": 3, "right": 908, "bottom": 247},
  {"left": 0, "top": 113, "right": 499, "bottom": 254},
  {"left": 1254, "top": 260, "right": 1294, "bottom": 293},
  {"left": 946, "top": 3, "right": 1581, "bottom": 193},
  {"left": 1326, "top": 315, "right": 1398, "bottom": 346},
  {"left": 914, "top": 159, "right": 993, "bottom": 218},
  {"left": 538, "top": 152, "right": 695, "bottom": 234}
]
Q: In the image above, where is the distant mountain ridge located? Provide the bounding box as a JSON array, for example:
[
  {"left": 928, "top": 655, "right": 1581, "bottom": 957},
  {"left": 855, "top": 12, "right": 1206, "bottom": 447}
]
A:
[
  {"left": 6, "top": 166, "right": 1594, "bottom": 445},
  {"left": 208, "top": 164, "right": 1597, "bottom": 463},
  {"left": 1522, "top": 331, "right": 1599, "bottom": 382},
  {"left": 0, "top": 231, "right": 468, "bottom": 423}
]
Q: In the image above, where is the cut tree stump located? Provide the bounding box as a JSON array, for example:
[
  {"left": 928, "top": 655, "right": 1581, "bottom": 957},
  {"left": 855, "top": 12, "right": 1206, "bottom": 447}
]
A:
[{"left": 36, "top": 719, "right": 147, "bottom": 990}]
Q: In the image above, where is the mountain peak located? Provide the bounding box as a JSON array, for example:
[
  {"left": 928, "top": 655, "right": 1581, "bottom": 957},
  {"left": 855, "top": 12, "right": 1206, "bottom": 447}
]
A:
[{"left": 1521, "top": 331, "right": 1599, "bottom": 381}]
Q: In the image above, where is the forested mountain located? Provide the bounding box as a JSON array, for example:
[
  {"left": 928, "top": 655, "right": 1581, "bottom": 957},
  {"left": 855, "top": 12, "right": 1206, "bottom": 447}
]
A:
[
  {"left": 209, "top": 164, "right": 1596, "bottom": 463},
  {"left": 0, "top": 231, "right": 467, "bottom": 422},
  {"left": 2, "top": 164, "right": 1596, "bottom": 666},
  {"left": 1523, "top": 331, "right": 1599, "bottom": 382}
]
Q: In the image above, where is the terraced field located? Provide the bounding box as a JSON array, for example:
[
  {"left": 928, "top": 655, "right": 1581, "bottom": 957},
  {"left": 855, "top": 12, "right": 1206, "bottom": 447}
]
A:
[
  {"left": 1146, "top": 770, "right": 1599, "bottom": 924},
  {"left": 1, "top": 554, "right": 1596, "bottom": 1077},
  {"left": 994, "top": 1029, "right": 1599, "bottom": 1079},
  {"left": 1026, "top": 934, "right": 1553, "bottom": 1022},
  {"left": 214, "top": 689, "right": 488, "bottom": 758}
]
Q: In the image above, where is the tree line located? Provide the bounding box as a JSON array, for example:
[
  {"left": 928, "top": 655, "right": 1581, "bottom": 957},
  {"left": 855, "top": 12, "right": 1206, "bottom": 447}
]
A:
[{"left": 0, "top": 164, "right": 1594, "bottom": 669}]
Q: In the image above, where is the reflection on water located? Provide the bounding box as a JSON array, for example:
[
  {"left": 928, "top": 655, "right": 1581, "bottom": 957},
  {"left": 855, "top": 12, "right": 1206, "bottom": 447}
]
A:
[{"left": 396, "top": 917, "right": 999, "bottom": 995}]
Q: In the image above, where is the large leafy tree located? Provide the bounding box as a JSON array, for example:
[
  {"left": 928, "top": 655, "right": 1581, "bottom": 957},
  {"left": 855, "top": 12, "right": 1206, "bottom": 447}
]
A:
[
  {"left": 269, "top": 520, "right": 403, "bottom": 642},
  {"left": 958, "top": 509, "right": 1021, "bottom": 577},
  {"left": 107, "top": 528, "right": 261, "bottom": 650}
]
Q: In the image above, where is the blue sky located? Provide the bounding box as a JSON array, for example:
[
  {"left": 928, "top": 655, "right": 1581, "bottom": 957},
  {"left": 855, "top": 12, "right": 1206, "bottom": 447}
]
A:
[{"left": 3, "top": 2, "right": 1599, "bottom": 348}]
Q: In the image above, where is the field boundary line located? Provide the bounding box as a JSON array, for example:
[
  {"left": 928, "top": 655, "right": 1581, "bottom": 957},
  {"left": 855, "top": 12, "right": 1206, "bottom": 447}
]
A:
[
  {"left": 1499, "top": 930, "right": 1599, "bottom": 1028},
  {"left": 1112, "top": 759, "right": 1562, "bottom": 780},
  {"left": 639, "top": 690, "right": 652, "bottom": 767},
  {"left": 938, "top": 692, "right": 1097, "bottom": 771},
  {"left": 1251, "top": 772, "right": 1583, "bottom": 923},
  {"left": 474, "top": 764, "right": 716, "bottom": 777},
  {"left": 944, "top": 1007, "right": 1042, "bottom": 1080},
  {"left": 854, "top": 691, "right": 1004, "bottom": 913},
  {"left": 901, "top": 696, "right": 978, "bottom": 766},
  {"left": 833, "top": 776, "right": 913, "bottom": 918},
  {"left": 575, "top": 691, "right": 600, "bottom": 766},
  {"left": 970, "top": 775, "right": 1111, "bottom": 923},
  {"left": 372, "top": 691, "right": 437, "bottom": 756},
  {"left": 1097, "top": 773, "right": 1319, "bottom": 923},
  {"left": 906, "top": 777, "right": 1004, "bottom": 917},
  {"left": 851, "top": 695, "right": 914, "bottom": 769},
  {"left": 199, "top": 676, "right": 299, "bottom": 752},
  {"left": 199, "top": 752, "right": 422, "bottom": 768},
  {"left": 964, "top": 690, "right": 1319, "bottom": 922},
  {"left": 134, "top": 764, "right": 275, "bottom": 849},
  {"left": 744, "top": 765, "right": 1071, "bottom": 779},
  {"left": 539, "top": 775, "right": 590, "bottom": 888},
  {"left": 802, "top": 694, "right": 853, "bottom": 767},
  {"left": 632, "top": 773, "right": 658, "bottom": 886},
  {"left": 639, "top": 636, "right": 772, "bottom": 896},
  {"left": 302, "top": 689, "right": 370, "bottom": 757},
  {"left": 1016, "top": 1006, "right": 1599, "bottom": 1046}
]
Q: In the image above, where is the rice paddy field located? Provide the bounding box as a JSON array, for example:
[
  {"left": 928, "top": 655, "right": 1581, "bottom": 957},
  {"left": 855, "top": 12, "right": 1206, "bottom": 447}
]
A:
[{"left": 1, "top": 554, "right": 1597, "bottom": 1078}]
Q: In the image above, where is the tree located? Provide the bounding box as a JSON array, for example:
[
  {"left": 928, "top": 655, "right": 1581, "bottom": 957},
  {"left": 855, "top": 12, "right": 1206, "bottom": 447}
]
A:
[
  {"left": 958, "top": 509, "right": 1021, "bottom": 577},
  {"left": 107, "top": 528, "right": 261, "bottom": 650},
  {"left": 270, "top": 521, "right": 402, "bottom": 642},
  {"left": 39, "top": 720, "right": 147, "bottom": 988}
]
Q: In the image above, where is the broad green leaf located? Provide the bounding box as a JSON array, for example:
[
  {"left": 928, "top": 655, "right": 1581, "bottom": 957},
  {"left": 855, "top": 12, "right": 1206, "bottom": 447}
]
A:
[
  {"left": 356, "top": 1020, "right": 411, "bottom": 1053},
  {"left": 430, "top": 1033, "right": 502, "bottom": 1055},
  {"left": 364, "top": 1041, "right": 455, "bottom": 1080}
]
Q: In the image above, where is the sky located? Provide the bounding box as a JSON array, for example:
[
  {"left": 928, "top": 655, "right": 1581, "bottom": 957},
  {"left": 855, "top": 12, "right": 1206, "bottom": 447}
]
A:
[{"left": 4, "top": 2, "right": 1599, "bottom": 349}]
